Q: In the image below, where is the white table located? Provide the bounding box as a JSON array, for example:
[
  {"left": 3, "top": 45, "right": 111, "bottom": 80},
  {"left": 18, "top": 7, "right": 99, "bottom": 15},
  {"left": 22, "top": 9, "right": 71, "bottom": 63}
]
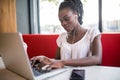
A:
[
  {"left": 0, "top": 57, "right": 120, "bottom": 80},
  {"left": 47, "top": 66, "right": 120, "bottom": 80}
]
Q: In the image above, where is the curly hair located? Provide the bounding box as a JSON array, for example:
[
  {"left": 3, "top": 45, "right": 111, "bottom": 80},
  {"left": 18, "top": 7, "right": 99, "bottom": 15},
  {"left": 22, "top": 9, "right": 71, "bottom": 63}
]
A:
[{"left": 59, "top": 0, "right": 84, "bottom": 25}]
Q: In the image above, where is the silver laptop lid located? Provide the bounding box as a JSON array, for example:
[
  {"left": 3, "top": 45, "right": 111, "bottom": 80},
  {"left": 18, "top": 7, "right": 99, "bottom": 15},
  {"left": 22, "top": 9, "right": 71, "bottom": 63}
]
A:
[{"left": 0, "top": 33, "right": 34, "bottom": 80}]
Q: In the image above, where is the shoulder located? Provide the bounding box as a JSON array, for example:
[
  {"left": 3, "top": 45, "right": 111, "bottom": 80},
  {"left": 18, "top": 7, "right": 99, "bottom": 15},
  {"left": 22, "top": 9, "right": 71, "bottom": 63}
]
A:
[
  {"left": 87, "top": 28, "right": 100, "bottom": 36},
  {"left": 88, "top": 27, "right": 100, "bottom": 33},
  {"left": 60, "top": 32, "right": 67, "bottom": 36},
  {"left": 87, "top": 28, "right": 101, "bottom": 43},
  {"left": 58, "top": 32, "right": 67, "bottom": 39},
  {"left": 56, "top": 32, "right": 67, "bottom": 47},
  {"left": 57, "top": 32, "right": 67, "bottom": 42}
]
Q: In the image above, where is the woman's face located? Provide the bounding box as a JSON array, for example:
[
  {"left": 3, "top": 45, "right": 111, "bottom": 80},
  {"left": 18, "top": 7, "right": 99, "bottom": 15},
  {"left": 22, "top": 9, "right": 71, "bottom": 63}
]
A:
[{"left": 58, "top": 8, "right": 78, "bottom": 32}]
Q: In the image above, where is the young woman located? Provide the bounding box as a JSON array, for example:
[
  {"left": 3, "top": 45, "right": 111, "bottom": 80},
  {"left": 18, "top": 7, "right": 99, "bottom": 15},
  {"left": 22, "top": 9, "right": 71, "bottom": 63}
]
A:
[{"left": 31, "top": 0, "right": 102, "bottom": 69}]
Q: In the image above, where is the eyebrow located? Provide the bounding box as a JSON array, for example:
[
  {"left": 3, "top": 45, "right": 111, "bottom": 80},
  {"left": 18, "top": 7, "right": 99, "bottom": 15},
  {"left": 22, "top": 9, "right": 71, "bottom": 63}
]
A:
[{"left": 59, "top": 15, "right": 70, "bottom": 21}]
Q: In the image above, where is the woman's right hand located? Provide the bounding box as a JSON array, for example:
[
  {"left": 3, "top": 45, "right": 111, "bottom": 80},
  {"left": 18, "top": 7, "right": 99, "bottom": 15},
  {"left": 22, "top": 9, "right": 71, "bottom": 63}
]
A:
[{"left": 30, "top": 55, "right": 52, "bottom": 67}]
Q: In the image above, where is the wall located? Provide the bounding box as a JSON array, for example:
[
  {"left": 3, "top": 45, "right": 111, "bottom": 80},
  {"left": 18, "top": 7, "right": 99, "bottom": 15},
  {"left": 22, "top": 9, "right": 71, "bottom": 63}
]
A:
[
  {"left": 0, "top": 0, "right": 17, "bottom": 33},
  {"left": 16, "top": 0, "right": 30, "bottom": 34}
]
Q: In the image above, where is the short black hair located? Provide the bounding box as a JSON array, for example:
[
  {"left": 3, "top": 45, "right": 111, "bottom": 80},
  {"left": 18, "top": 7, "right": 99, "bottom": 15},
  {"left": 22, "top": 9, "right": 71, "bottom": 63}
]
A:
[{"left": 59, "top": 0, "right": 84, "bottom": 25}]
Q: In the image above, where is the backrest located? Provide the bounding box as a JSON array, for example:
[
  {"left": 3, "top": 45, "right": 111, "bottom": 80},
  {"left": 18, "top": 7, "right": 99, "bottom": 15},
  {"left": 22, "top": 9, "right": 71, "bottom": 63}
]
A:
[
  {"left": 23, "top": 34, "right": 120, "bottom": 67},
  {"left": 101, "top": 33, "right": 120, "bottom": 67},
  {"left": 23, "top": 34, "right": 59, "bottom": 58}
]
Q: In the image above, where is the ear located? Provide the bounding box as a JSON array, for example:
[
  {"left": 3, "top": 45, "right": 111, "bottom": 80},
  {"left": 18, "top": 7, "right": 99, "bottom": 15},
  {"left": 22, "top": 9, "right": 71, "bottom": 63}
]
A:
[
  {"left": 75, "top": 14, "right": 78, "bottom": 19},
  {"left": 73, "top": 11, "right": 78, "bottom": 18},
  {"left": 75, "top": 15, "right": 77, "bottom": 17}
]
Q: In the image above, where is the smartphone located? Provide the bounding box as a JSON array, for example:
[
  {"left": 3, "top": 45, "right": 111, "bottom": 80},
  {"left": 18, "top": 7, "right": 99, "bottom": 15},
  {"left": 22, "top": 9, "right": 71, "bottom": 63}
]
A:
[{"left": 70, "top": 69, "right": 85, "bottom": 80}]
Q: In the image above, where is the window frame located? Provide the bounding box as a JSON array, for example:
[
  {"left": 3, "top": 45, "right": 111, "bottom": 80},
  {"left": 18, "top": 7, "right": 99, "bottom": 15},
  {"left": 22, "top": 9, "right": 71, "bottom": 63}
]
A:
[{"left": 29, "top": 0, "right": 103, "bottom": 34}]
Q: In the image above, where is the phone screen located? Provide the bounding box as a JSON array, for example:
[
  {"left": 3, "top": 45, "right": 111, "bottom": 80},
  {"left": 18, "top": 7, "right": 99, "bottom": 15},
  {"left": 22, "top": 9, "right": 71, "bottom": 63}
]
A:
[{"left": 70, "top": 69, "right": 85, "bottom": 80}]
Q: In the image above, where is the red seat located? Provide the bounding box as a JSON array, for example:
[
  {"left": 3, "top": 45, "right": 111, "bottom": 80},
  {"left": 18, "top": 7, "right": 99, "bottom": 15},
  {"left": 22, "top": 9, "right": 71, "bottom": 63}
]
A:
[
  {"left": 101, "top": 33, "right": 120, "bottom": 67},
  {"left": 23, "top": 34, "right": 58, "bottom": 58},
  {"left": 23, "top": 33, "right": 120, "bottom": 67}
]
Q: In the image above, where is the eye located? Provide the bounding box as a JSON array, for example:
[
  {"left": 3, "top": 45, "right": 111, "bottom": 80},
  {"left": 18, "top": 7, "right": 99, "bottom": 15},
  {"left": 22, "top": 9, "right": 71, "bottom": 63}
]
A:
[{"left": 64, "top": 17, "right": 70, "bottom": 21}]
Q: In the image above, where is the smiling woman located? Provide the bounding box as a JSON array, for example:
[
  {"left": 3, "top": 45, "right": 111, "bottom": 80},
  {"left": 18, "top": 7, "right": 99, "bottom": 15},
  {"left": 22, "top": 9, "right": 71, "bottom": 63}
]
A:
[{"left": 31, "top": 0, "right": 102, "bottom": 69}]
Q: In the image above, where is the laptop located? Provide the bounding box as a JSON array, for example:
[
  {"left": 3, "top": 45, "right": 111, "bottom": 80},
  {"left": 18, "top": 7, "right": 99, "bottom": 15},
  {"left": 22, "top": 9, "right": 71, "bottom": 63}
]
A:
[{"left": 0, "top": 33, "right": 69, "bottom": 80}]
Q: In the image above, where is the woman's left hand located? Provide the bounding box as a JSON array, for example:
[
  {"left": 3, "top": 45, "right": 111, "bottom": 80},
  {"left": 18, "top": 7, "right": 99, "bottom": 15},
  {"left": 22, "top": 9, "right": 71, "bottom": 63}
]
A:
[{"left": 49, "top": 60, "right": 64, "bottom": 69}]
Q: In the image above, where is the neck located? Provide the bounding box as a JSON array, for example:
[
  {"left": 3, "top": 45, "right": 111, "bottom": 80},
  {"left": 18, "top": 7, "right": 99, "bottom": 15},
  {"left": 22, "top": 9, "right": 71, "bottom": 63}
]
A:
[
  {"left": 68, "top": 23, "right": 81, "bottom": 36},
  {"left": 67, "top": 24, "right": 81, "bottom": 44}
]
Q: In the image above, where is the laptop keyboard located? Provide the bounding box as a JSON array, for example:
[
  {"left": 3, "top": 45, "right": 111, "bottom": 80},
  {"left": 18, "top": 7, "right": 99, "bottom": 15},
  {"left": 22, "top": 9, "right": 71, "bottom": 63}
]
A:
[
  {"left": 32, "top": 66, "right": 69, "bottom": 77},
  {"left": 32, "top": 67, "right": 50, "bottom": 76},
  {"left": 32, "top": 66, "right": 70, "bottom": 80}
]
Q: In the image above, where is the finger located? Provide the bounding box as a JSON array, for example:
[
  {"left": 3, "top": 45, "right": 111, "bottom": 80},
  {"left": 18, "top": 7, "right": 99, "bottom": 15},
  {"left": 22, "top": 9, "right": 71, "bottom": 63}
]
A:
[
  {"left": 50, "top": 65, "right": 57, "bottom": 69},
  {"left": 44, "top": 56, "right": 51, "bottom": 62},
  {"left": 36, "top": 65, "right": 40, "bottom": 71},
  {"left": 45, "top": 64, "right": 52, "bottom": 71},
  {"left": 39, "top": 56, "right": 45, "bottom": 62},
  {"left": 30, "top": 56, "right": 36, "bottom": 61},
  {"left": 30, "top": 59, "right": 35, "bottom": 65},
  {"left": 41, "top": 64, "right": 50, "bottom": 71},
  {"left": 31, "top": 56, "right": 38, "bottom": 66},
  {"left": 33, "top": 56, "right": 44, "bottom": 62}
]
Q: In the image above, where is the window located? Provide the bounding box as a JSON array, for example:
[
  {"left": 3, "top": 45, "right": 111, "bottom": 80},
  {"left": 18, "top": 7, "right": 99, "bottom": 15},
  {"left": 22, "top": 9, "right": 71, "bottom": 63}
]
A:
[
  {"left": 37, "top": 0, "right": 120, "bottom": 34},
  {"left": 102, "top": 0, "right": 120, "bottom": 32},
  {"left": 39, "top": 0, "right": 64, "bottom": 34},
  {"left": 82, "top": 0, "right": 98, "bottom": 29},
  {"left": 39, "top": 0, "right": 99, "bottom": 34}
]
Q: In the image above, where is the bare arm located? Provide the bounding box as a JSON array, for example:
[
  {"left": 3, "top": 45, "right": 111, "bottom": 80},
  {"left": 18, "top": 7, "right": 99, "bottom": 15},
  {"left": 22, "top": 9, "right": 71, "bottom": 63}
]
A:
[
  {"left": 49, "top": 35, "right": 102, "bottom": 68},
  {"left": 55, "top": 47, "right": 61, "bottom": 59},
  {"left": 62, "top": 35, "right": 102, "bottom": 66}
]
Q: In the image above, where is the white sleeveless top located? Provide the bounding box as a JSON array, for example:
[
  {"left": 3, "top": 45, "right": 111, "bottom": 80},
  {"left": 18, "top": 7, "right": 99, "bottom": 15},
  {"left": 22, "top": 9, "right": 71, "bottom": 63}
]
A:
[{"left": 56, "top": 28, "right": 100, "bottom": 60}]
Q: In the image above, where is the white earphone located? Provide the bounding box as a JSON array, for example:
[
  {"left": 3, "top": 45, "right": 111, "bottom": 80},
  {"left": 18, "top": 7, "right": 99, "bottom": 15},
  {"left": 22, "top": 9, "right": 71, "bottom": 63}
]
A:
[{"left": 75, "top": 15, "right": 78, "bottom": 18}]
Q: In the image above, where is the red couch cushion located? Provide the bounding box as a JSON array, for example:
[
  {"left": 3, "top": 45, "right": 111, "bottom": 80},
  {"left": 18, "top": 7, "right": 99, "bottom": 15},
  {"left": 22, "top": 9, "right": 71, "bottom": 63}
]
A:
[
  {"left": 101, "top": 33, "right": 120, "bottom": 67},
  {"left": 23, "top": 34, "right": 120, "bottom": 67},
  {"left": 23, "top": 34, "right": 59, "bottom": 58}
]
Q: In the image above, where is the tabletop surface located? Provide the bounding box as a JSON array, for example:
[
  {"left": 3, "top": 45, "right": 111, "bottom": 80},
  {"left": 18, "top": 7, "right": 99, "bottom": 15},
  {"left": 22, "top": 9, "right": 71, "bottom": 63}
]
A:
[
  {"left": 0, "top": 57, "right": 120, "bottom": 80},
  {"left": 47, "top": 66, "right": 120, "bottom": 80}
]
